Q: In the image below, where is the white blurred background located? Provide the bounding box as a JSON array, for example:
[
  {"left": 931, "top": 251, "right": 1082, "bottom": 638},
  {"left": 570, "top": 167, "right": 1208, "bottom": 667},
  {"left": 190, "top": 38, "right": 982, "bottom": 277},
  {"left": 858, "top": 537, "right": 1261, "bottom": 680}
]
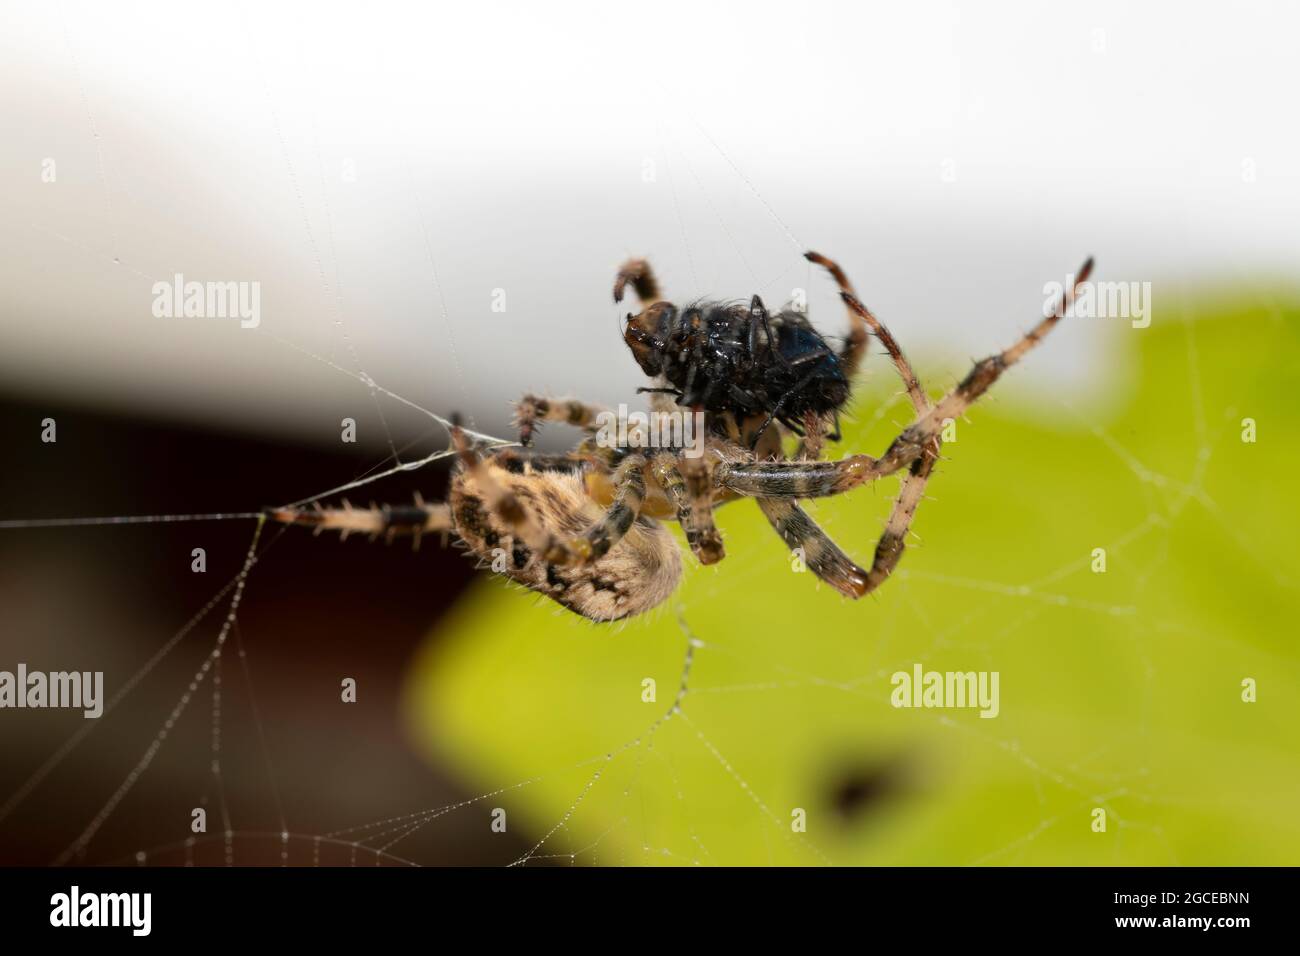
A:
[{"left": 1, "top": 0, "right": 1297, "bottom": 444}]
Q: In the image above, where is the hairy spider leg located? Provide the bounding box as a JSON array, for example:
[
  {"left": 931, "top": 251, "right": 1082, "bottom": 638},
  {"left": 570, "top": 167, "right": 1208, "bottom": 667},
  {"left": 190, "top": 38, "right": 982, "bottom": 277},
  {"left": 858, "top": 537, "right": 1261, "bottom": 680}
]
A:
[
  {"left": 564, "top": 452, "right": 649, "bottom": 562},
  {"left": 803, "top": 250, "right": 874, "bottom": 382},
  {"left": 729, "top": 257, "right": 1093, "bottom": 597},
  {"left": 649, "top": 451, "right": 724, "bottom": 565},
  {"left": 613, "top": 257, "right": 662, "bottom": 306},
  {"left": 757, "top": 498, "right": 870, "bottom": 598},
  {"left": 513, "top": 394, "right": 612, "bottom": 446},
  {"left": 267, "top": 495, "right": 451, "bottom": 549},
  {"left": 720, "top": 258, "right": 1094, "bottom": 501},
  {"left": 810, "top": 252, "right": 942, "bottom": 591}
]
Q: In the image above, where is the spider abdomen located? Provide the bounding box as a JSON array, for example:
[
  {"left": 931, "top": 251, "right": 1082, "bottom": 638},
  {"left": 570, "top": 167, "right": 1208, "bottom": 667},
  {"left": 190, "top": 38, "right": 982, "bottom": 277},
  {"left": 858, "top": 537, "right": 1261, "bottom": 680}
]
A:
[{"left": 449, "top": 463, "right": 682, "bottom": 622}]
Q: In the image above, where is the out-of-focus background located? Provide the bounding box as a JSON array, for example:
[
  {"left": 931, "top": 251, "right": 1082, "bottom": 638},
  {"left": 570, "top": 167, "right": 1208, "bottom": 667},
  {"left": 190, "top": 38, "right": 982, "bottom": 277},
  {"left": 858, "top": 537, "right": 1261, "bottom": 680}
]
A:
[{"left": 0, "top": 0, "right": 1297, "bottom": 865}]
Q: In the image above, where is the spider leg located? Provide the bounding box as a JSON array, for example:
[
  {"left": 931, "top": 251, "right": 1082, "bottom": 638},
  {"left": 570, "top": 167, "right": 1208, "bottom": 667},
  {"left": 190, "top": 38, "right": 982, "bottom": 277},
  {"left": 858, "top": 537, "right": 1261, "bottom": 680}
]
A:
[
  {"left": 745, "top": 258, "right": 1090, "bottom": 598},
  {"left": 804, "top": 250, "right": 872, "bottom": 380},
  {"left": 758, "top": 454, "right": 931, "bottom": 599},
  {"left": 838, "top": 292, "right": 928, "bottom": 411},
  {"left": 716, "top": 367, "right": 1011, "bottom": 499},
  {"left": 559, "top": 453, "right": 648, "bottom": 563},
  {"left": 729, "top": 257, "right": 1094, "bottom": 499},
  {"left": 750, "top": 451, "right": 934, "bottom": 598},
  {"left": 513, "top": 394, "right": 612, "bottom": 446},
  {"left": 806, "top": 250, "right": 930, "bottom": 408},
  {"left": 489, "top": 448, "right": 593, "bottom": 473},
  {"left": 613, "top": 257, "right": 662, "bottom": 305},
  {"left": 757, "top": 498, "right": 868, "bottom": 597},
  {"left": 718, "top": 455, "right": 889, "bottom": 499},
  {"left": 880, "top": 256, "right": 1094, "bottom": 458},
  {"left": 265, "top": 446, "right": 598, "bottom": 552},
  {"left": 797, "top": 253, "right": 924, "bottom": 460},
  {"left": 649, "top": 451, "right": 725, "bottom": 565},
  {"left": 267, "top": 496, "right": 451, "bottom": 550},
  {"left": 762, "top": 388, "right": 938, "bottom": 596},
  {"left": 835, "top": 278, "right": 942, "bottom": 587}
]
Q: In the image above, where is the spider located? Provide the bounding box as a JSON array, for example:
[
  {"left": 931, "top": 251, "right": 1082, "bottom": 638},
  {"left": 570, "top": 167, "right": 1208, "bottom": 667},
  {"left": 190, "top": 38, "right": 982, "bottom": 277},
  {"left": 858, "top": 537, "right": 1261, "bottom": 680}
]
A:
[{"left": 270, "top": 251, "right": 1092, "bottom": 621}]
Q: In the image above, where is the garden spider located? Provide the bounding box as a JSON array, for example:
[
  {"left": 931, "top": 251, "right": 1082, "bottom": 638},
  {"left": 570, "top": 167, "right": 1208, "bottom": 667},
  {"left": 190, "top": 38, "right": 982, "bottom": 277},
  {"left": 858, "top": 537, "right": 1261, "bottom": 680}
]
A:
[{"left": 271, "top": 252, "right": 1092, "bottom": 621}]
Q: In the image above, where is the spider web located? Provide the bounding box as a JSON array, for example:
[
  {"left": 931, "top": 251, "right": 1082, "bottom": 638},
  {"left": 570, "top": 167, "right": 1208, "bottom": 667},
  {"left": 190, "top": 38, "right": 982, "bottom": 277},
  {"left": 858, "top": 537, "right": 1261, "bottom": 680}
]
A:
[{"left": 2, "top": 6, "right": 1298, "bottom": 869}]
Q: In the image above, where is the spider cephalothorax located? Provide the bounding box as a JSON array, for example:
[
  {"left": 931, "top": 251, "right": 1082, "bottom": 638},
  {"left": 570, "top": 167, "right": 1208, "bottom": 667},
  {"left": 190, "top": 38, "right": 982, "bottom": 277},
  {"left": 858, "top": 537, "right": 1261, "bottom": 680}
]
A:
[{"left": 271, "top": 251, "right": 1093, "bottom": 622}]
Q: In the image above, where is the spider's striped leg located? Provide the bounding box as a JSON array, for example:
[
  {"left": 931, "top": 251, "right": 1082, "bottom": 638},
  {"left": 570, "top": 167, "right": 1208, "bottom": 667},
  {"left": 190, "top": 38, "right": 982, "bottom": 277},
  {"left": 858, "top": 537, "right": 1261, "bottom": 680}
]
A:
[
  {"left": 741, "top": 448, "right": 936, "bottom": 597},
  {"left": 757, "top": 498, "right": 868, "bottom": 598},
  {"left": 767, "top": 351, "right": 938, "bottom": 596},
  {"left": 804, "top": 250, "right": 872, "bottom": 381},
  {"left": 804, "top": 249, "right": 927, "bottom": 464},
  {"left": 718, "top": 344, "right": 1054, "bottom": 500},
  {"left": 678, "top": 452, "right": 725, "bottom": 563},
  {"left": 839, "top": 291, "right": 928, "bottom": 411},
  {"left": 649, "top": 451, "right": 725, "bottom": 565},
  {"left": 829, "top": 251, "right": 1088, "bottom": 593},
  {"left": 717, "top": 454, "right": 895, "bottom": 499},
  {"left": 861, "top": 451, "right": 939, "bottom": 595},
  {"left": 737, "top": 451, "right": 930, "bottom": 592},
  {"left": 836, "top": 286, "right": 942, "bottom": 592},
  {"left": 512, "top": 394, "right": 612, "bottom": 446},
  {"left": 745, "top": 258, "right": 1091, "bottom": 598},
  {"left": 268, "top": 496, "right": 451, "bottom": 550},
  {"left": 879, "top": 256, "right": 1094, "bottom": 462},
  {"left": 806, "top": 250, "right": 930, "bottom": 408},
  {"left": 560, "top": 453, "right": 648, "bottom": 563},
  {"left": 730, "top": 258, "right": 1095, "bottom": 501},
  {"left": 489, "top": 448, "right": 596, "bottom": 473}
]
